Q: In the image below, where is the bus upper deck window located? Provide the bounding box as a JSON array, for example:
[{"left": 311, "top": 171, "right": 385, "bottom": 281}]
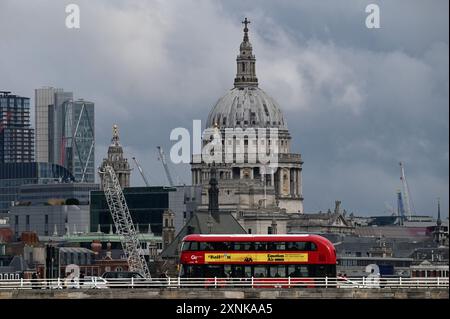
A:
[
  {"left": 183, "top": 242, "right": 200, "bottom": 251},
  {"left": 256, "top": 242, "right": 266, "bottom": 250}
]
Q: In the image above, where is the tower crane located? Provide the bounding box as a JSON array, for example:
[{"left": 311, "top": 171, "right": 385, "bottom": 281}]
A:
[
  {"left": 132, "top": 157, "right": 150, "bottom": 187},
  {"left": 99, "top": 164, "right": 151, "bottom": 278},
  {"left": 399, "top": 161, "right": 414, "bottom": 220},
  {"left": 157, "top": 146, "right": 175, "bottom": 187}
]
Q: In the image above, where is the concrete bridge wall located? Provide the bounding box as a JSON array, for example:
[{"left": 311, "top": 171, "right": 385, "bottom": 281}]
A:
[{"left": 0, "top": 288, "right": 447, "bottom": 299}]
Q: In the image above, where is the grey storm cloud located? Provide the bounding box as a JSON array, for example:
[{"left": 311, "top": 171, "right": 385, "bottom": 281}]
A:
[{"left": 0, "top": 0, "right": 448, "bottom": 217}]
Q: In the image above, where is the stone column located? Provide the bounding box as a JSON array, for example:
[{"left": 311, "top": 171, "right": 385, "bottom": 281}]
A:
[
  {"left": 278, "top": 169, "right": 283, "bottom": 195},
  {"left": 298, "top": 169, "right": 302, "bottom": 197}
]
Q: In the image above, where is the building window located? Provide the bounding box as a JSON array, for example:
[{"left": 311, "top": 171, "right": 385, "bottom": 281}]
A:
[
  {"left": 44, "top": 214, "right": 49, "bottom": 235},
  {"left": 268, "top": 227, "right": 273, "bottom": 234},
  {"left": 14, "top": 215, "right": 19, "bottom": 236},
  {"left": 26, "top": 215, "right": 30, "bottom": 231},
  {"left": 248, "top": 229, "right": 252, "bottom": 234}
]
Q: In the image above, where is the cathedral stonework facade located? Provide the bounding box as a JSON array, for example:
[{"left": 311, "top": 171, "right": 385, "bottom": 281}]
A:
[
  {"left": 191, "top": 19, "right": 303, "bottom": 234},
  {"left": 99, "top": 125, "right": 132, "bottom": 189}
]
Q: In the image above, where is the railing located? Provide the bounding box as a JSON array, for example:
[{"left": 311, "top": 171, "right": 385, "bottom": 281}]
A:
[{"left": 0, "top": 276, "right": 448, "bottom": 290}]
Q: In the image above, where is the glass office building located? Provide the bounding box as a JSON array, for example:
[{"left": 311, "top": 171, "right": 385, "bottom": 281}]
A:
[
  {"left": 49, "top": 90, "right": 73, "bottom": 164},
  {"left": 0, "top": 162, "right": 74, "bottom": 215},
  {"left": 18, "top": 183, "right": 99, "bottom": 206},
  {"left": 0, "top": 91, "right": 34, "bottom": 163},
  {"left": 90, "top": 186, "right": 202, "bottom": 236},
  {"left": 61, "top": 99, "right": 95, "bottom": 183},
  {"left": 91, "top": 187, "right": 179, "bottom": 235},
  {"left": 35, "top": 87, "right": 73, "bottom": 163},
  {"left": 90, "top": 187, "right": 171, "bottom": 235}
]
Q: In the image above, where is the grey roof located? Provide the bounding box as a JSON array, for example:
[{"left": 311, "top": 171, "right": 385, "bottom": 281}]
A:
[
  {"left": 0, "top": 255, "right": 27, "bottom": 272},
  {"left": 160, "top": 211, "right": 246, "bottom": 258},
  {"left": 289, "top": 212, "right": 352, "bottom": 227},
  {"left": 319, "top": 233, "right": 441, "bottom": 259},
  {"left": 59, "top": 247, "right": 95, "bottom": 254},
  {"left": 206, "top": 87, "right": 287, "bottom": 129},
  {"left": 354, "top": 226, "right": 429, "bottom": 239}
]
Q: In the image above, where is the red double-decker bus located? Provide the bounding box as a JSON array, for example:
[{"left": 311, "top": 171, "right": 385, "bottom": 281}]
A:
[{"left": 179, "top": 234, "right": 336, "bottom": 281}]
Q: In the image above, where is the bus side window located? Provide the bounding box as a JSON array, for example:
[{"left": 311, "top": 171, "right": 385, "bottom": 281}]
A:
[
  {"left": 213, "top": 242, "right": 231, "bottom": 251},
  {"left": 232, "top": 265, "right": 243, "bottom": 277},
  {"left": 245, "top": 266, "right": 252, "bottom": 278},
  {"left": 193, "top": 265, "right": 203, "bottom": 278},
  {"left": 269, "top": 265, "right": 286, "bottom": 278},
  {"left": 288, "top": 265, "right": 308, "bottom": 277},
  {"left": 256, "top": 242, "right": 266, "bottom": 250},
  {"left": 254, "top": 265, "right": 266, "bottom": 278},
  {"left": 199, "top": 242, "right": 211, "bottom": 250},
  {"left": 183, "top": 242, "right": 199, "bottom": 251},
  {"left": 224, "top": 265, "right": 232, "bottom": 277}
]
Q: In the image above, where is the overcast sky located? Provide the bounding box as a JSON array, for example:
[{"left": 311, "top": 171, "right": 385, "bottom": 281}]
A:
[{"left": 1, "top": 0, "right": 448, "bottom": 217}]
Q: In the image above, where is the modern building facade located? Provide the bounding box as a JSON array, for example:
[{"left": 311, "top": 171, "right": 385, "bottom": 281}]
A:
[
  {"left": 0, "top": 162, "right": 74, "bottom": 215},
  {"left": 61, "top": 99, "right": 95, "bottom": 183},
  {"left": 51, "top": 90, "right": 74, "bottom": 165},
  {"left": 0, "top": 91, "right": 34, "bottom": 163},
  {"left": 9, "top": 204, "right": 90, "bottom": 238},
  {"left": 90, "top": 186, "right": 201, "bottom": 236},
  {"left": 17, "top": 183, "right": 99, "bottom": 206},
  {"left": 35, "top": 87, "right": 72, "bottom": 163},
  {"left": 35, "top": 88, "right": 94, "bottom": 183}
]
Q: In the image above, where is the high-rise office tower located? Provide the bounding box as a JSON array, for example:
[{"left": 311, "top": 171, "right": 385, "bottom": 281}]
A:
[
  {"left": 52, "top": 91, "right": 74, "bottom": 165},
  {"left": 61, "top": 99, "right": 95, "bottom": 183},
  {"left": 0, "top": 91, "right": 34, "bottom": 163},
  {"left": 35, "top": 88, "right": 94, "bottom": 182},
  {"left": 35, "top": 87, "right": 73, "bottom": 163}
]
